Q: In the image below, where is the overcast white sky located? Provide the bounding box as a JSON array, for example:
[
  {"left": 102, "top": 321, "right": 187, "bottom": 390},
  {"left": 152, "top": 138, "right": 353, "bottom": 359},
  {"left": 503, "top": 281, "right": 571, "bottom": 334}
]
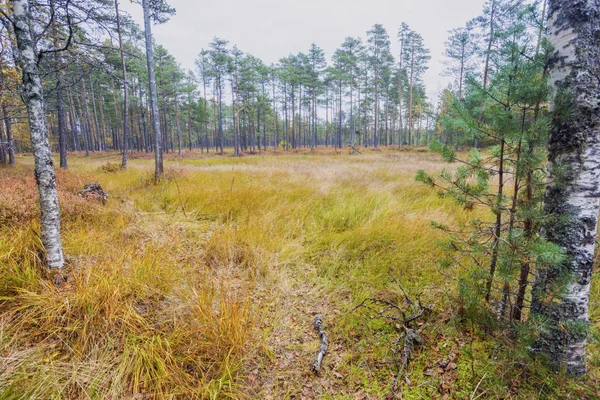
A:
[{"left": 122, "top": 0, "right": 486, "bottom": 101}]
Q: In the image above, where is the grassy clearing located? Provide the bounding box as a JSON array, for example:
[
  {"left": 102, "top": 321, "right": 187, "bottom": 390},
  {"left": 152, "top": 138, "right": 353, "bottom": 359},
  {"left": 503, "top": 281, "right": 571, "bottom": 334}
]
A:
[{"left": 0, "top": 149, "right": 598, "bottom": 399}]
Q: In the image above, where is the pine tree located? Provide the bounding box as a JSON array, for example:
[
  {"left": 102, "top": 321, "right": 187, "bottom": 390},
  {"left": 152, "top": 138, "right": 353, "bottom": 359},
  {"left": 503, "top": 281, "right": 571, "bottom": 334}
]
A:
[
  {"left": 307, "top": 43, "right": 325, "bottom": 151},
  {"left": 403, "top": 29, "right": 430, "bottom": 146},
  {"left": 115, "top": 0, "right": 130, "bottom": 168},
  {"left": 141, "top": 0, "right": 174, "bottom": 182},
  {"left": 206, "top": 38, "right": 231, "bottom": 154},
  {"left": 367, "top": 24, "right": 392, "bottom": 148},
  {"left": 444, "top": 26, "right": 478, "bottom": 101},
  {"left": 417, "top": 0, "right": 553, "bottom": 330}
]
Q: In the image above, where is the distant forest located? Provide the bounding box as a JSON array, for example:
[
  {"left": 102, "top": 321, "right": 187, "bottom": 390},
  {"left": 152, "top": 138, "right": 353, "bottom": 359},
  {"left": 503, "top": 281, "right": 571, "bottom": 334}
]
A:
[{"left": 0, "top": 0, "right": 545, "bottom": 163}]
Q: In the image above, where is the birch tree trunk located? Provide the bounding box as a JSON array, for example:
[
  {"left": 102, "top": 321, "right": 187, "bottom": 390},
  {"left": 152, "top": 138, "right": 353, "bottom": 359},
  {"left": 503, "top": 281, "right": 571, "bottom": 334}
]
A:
[
  {"left": 11, "top": 0, "right": 65, "bottom": 269},
  {"left": 142, "top": 0, "right": 163, "bottom": 182},
  {"left": 531, "top": 0, "right": 600, "bottom": 376}
]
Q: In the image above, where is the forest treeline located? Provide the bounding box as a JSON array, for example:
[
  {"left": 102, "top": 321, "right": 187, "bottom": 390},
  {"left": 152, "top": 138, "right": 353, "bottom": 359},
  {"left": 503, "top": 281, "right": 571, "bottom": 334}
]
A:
[{"left": 0, "top": 0, "right": 544, "bottom": 164}]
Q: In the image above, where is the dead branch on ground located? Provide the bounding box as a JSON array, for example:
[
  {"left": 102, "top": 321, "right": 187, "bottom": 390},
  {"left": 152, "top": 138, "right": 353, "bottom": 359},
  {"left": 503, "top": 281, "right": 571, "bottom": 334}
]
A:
[
  {"left": 79, "top": 182, "right": 108, "bottom": 205},
  {"left": 354, "top": 279, "right": 433, "bottom": 392},
  {"left": 310, "top": 315, "right": 328, "bottom": 374}
]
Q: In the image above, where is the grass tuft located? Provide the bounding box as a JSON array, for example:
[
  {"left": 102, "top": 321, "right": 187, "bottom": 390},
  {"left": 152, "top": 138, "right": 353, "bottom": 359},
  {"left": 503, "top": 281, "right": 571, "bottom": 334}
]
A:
[{"left": 1, "top": 149, "right": 598, "bottom": 399}]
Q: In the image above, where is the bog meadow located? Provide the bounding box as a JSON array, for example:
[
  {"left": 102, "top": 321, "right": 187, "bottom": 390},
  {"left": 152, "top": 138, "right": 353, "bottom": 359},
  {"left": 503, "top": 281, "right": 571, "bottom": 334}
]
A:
[{"left": 1, "top": 0, "right": 600, "bottom": 398}]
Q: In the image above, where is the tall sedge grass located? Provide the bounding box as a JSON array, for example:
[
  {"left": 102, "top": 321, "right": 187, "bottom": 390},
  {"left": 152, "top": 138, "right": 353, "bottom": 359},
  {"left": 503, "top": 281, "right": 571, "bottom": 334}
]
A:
[
  {"left": 0, "top": 162, "right": 252, "bottom": 399},
  {"left": 0, "top": 149, "right": 598, "bottom": 398}
]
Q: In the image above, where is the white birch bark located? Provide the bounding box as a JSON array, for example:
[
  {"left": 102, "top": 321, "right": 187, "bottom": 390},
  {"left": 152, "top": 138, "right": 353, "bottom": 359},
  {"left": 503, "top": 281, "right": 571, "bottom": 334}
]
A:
[
  {"left": 531, "top": 0, "right": 600, "bottom": 375},
  {"left": 11, "top": 0, "right": 64, "bottom": 268}
]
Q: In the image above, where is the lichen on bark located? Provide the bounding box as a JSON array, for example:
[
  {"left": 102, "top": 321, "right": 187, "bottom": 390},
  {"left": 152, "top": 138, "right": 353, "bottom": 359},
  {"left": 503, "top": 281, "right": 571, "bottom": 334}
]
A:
[
  {"left": 11, "top": 0, "right": 65, "bottom": 269},
  {"left": 531, "top": 0, "right": 600, "bottom": 375}
]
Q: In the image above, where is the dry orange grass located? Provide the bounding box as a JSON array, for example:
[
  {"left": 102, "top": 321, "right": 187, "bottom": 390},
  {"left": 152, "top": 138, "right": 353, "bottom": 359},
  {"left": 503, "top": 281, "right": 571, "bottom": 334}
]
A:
[
  {"left": 0, "top": 148, "right": 597, "bottom": 399},
  {"left": 0, "top": 163, "right": 251, "bottom": 399}
]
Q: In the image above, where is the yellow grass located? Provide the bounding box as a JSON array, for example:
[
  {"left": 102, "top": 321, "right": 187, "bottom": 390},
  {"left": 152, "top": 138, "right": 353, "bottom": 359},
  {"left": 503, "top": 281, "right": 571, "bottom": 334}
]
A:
[{"left": 0, "top": 148, "right": 598, "bottom": 399}]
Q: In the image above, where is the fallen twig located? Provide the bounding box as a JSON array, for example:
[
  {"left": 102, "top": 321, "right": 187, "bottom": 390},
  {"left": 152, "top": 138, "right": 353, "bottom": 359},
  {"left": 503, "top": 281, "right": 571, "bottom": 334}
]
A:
[{"left": 310, "top": 315, "right": 328, "bottom": 374}]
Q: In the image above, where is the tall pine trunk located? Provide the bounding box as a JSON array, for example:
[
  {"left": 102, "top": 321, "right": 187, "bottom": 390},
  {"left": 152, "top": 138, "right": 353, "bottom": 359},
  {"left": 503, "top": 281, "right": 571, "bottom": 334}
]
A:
[
  {"left": 217, "top": 80, "right": 224, "bottom": 155},
  {"left": 272, "top": 76, "right": 278, "bottom": 150},
  {"left": 407, "top": 47, "right": 415, "bottom": 146},
  {"left": 202, "top": 79, "right": 209, "bottom": 153},
  {"left": 298, "top": 85, "right": 302, "bottom": 149},
  {"left": 76, "top": 84, "right": 90, "bottom": 156},
  {"left": 338, "top": 78, "right": 342, "bottom": 149},
  {"left": 115, "top": 0, "right": 129, "bottom": 167},
  {"left": 231, "top": 81, "right": 239, "bottom": 156},
  {"left": 175, "top": 91, "right": 182, "bottom": 156},
  {"left": 291, "top": 86, "right": 295, "bottom": 149},
  {"left": 311, "top": 89, "right": 316, "bottom": 151},
  {"left": 284, "top": 82, "right": 289, "bottom": 151},
  {"left": 67, "top": 90, "right": 80, "bottom": 151},
  {"left": 81, "top": 78, "right": 96, "bottom": 152},
  {"left": 187, "top": 91, "right": 192, "bottom": 151},
  {"left": 142, "top": 0, "right": 163, "bottom": 182},
  {"left": 476, "top": 0, "right": 496, "bottom": 149},
  {"left": 513, "top": 10, "right": 549, "bottom": 322}
]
